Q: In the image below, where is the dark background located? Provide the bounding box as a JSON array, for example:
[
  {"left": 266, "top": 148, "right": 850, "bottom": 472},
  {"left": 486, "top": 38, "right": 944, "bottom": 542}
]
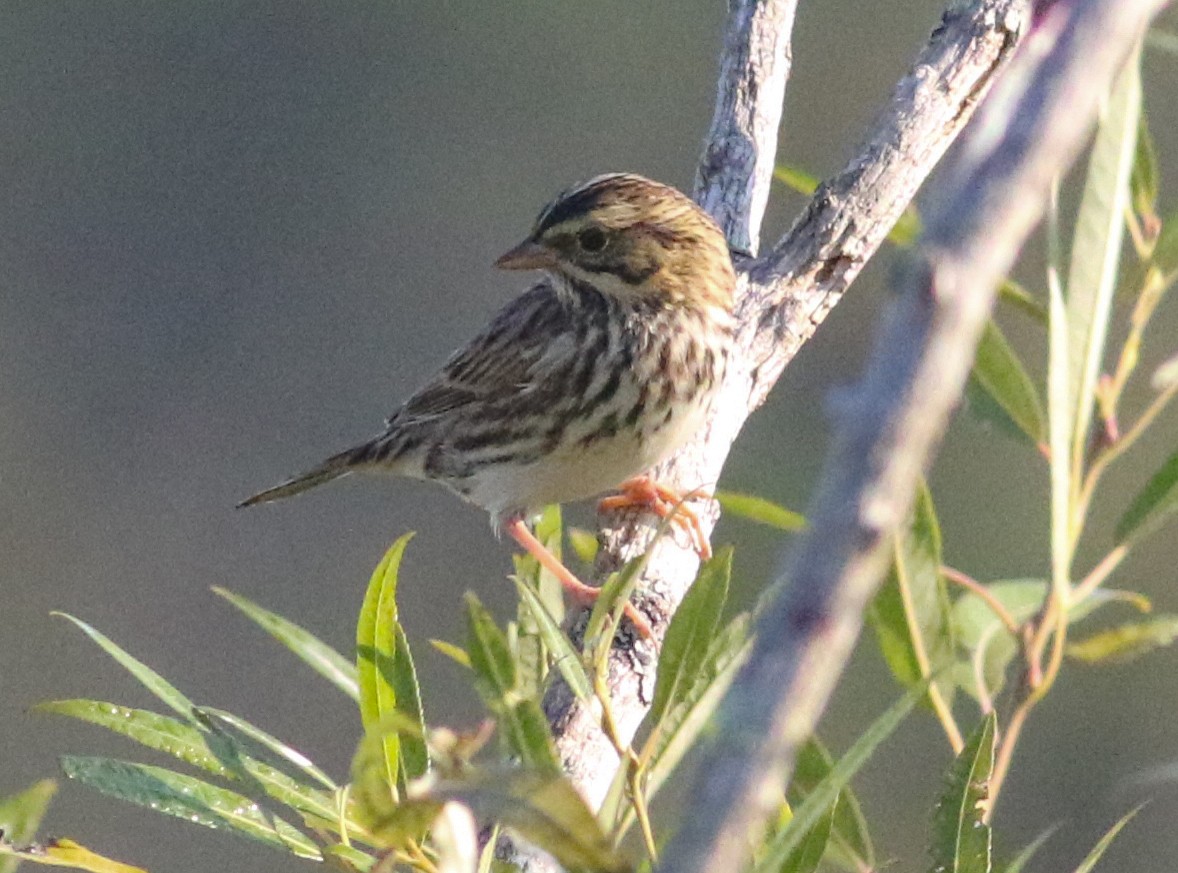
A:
[{"left": 3, "top": 4, "right": 1178, "bottom": 871}]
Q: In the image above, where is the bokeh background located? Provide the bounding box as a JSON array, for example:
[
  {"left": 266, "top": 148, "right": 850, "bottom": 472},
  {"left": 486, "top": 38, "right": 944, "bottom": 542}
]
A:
[{"left": 3, "top": 4, "right": 1178, "bottom": 871}]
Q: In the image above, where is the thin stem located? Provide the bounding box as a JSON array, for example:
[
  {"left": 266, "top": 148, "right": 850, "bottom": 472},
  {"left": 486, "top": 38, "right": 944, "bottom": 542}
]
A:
[
  {"left": 1072, "top": 544, "right": 1129, "bottom": 603},
  {"left": 596, "top": 675, "right": 658, "bottom": 862},
  {"left": 1076, "top": 382, "right": 1178, "bottom": 522},
  {"left": 942, "top": 565, "right": 1020, "bottom": 635},
  {"left": 988, "top": 693, "right": 1032, "bottom": 818}
]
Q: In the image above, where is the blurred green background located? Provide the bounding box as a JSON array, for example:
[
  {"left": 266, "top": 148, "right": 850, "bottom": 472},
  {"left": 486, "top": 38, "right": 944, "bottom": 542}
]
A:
[{"left": 3, "top": 4, "right": 1178, "bottom": 871}]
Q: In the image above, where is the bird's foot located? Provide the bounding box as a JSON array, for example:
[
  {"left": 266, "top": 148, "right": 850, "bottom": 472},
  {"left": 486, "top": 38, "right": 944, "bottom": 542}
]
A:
[
  {"left": 503, "top": 518, "right": 653, "bottom": 639},
  {"left": 598, "top": 476, "right": 713, "bottom": 560}
]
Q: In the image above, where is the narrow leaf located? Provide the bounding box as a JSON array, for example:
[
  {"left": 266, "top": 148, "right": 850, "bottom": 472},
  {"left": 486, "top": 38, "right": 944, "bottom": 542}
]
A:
[
  {"left": 650, "top": 549, "right": 732, "bottom": 724},
  {"left": 777, "top": 801, "right": 834, "bottom": 873},
  {"left": 465, "top": 594, "right": 558, "bottom": 771},
  {"left": 60, "top": 756, "right": 320, "bottom": 858},
  {"left": 715, "top": 492, "right": 806, "bottom": 531},
  {"left": 1067, "top": 615, "right": 1178, "bottom": 664},
  {"left": 392, "top": 625, "right": 429, "bottom": 784},
  {"left": 51, "top": 614, "right": 195, "bottom": 720},
  {"left": 929, "top": 714, "right": 995, "bottom": 873},
  {"left": 753, "top": 688, "right": 920, "bottom": 873},
  {"left": 356, "top": 534, "right": 414, "bottom": 794},
  {"left": 37, "top": 700, "right": 339, "bottom": 823},
  {"left": 213, "top": 587, "right": 358, "bottom": 701},
  {"left": 971, "top": 319, "right": 1047, "bottom": 444},
  {"left": 997, "top": 279, "right": 1048, "bottom": 324},
  {"left": 1115, "top": 448, "right": 1178, "bottom": 543},
  {"left": 1001, "top": 825, "right": 1059, "bottom": 873},
  {"left": 0, "top": 838, "right": 146, "bottom": 873},
  {"left": 0, "top": 780, "right": 57, "bottom": 873},
  {"left": 790, "top": 740, "right": 875, "bottom": 873},
  {"left": 869, "top": 482, "right": 955, "bottom": 709},
  {"left": 1066, "top": 47, "right": 1141, "bottom": 469},
  {"left": 1071, "top": 806, "right": 1141, "bottom": 873},
  {"left": 513, "top": 578, "right": 592, "bottom": 702},
  {"left": 430, "top": 639, "right": 472, "bottom": 668}
]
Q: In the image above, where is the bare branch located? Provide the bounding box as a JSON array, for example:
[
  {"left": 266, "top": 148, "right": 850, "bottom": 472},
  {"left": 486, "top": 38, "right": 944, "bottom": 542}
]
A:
[{"left": 655, "top": 3, "right": 1169, "bottom": 872}]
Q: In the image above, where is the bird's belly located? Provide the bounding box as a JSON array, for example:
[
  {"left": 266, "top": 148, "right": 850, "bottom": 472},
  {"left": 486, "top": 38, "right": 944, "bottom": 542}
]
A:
[{"left": 465, "top": 393, "right": 711, "bottom": 520}]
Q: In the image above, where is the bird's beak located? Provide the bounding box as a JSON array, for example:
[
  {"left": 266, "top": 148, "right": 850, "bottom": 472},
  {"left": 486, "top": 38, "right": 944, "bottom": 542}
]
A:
[{"left": 494, "top": 239, "right": 555, "bottom": 271}]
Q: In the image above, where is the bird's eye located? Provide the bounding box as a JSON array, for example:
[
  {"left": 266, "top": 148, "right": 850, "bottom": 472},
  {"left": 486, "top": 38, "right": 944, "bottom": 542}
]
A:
[{"left": 577, "top": 226, "right": 608, "bottom": 253}]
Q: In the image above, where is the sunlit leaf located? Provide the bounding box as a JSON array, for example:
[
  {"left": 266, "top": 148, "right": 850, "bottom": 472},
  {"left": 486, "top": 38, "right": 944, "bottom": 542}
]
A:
[
  {"left": 929, "top": 714, "right": 995, "bottom": 873},
  {"left": 51, "top": 614, "right": 195, "bottom": 720},
  {"left": 1066, "top": 47, "right": 1140, "bottom": 473},
  {"left": 1115, "top": 448, "right": 1178, "bottom": 544},
  {"left": 775, "top": 800, "right": 834, "bottom": 873},
  {"left": 790, "top": 741, "right": 874, "bottom": 873},
  {"left": 356, "top": 534, "right": 414, "bottom": 795},
  {"left": 650, "top": 549, "right": 732, "bottom": 724},
  {"left": 1130, "top": 112, "right": 1159, "bottom": 229},
  {"left": 1071, "top": 806, "right": 1141, "bottom": 873},
  {"left": 374, "top": 768, "right": 628, "bottom": 873},
  {"left": 951, "top": 580, "right": 1141, "bottom": 701},
  {"left": 213, "top": 587, "right": 358, "bottom": 701},
  {"left": 0, "top": 838, "right": 146, "bottom": 873},
  {"left": 465, "top": 594, "right": 558, "bottom": 772},
  {"left": 773, "top": 164, "right": 819, "bottom": 196},
  {"left": 1067, "top": 615, "right": 1178, "bottom": 664},
  {"left": 970, "top": 319, "right": 1047, "bottom": 444},
  {"left": 0, "top": 779, "right": 57, "bottom": 873},
  {"left": 513, "top": 578, "right": 592, "bottom": 702},
  {"left": 430, "top": 639, "right": 472, "bottom": 669},
  {"left": 60, "top": 756, "right": 320, "bottom": 859},
  {"left": 566, "top": 527, "right": 599, "bottom": 565},
  {"left": 195, "top": 707, "right": 338, "bottom": 791},
  {"left": 752, "top": 688, "right": 920, "bottom": 873},
  {"left": 715, "top": 491, "right": 806, "bottom": 531},
  {"left": 869, "top": 482, "right": 955, "bottom": 711}
]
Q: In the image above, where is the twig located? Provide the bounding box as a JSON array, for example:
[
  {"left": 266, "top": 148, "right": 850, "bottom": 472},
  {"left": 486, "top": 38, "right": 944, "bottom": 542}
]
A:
[
  {"left": 943, "top": 565, "right": 1020, "bottom": 635},
  {"left": 655, "top": 3, "right": 1170, "bottom": 871}
]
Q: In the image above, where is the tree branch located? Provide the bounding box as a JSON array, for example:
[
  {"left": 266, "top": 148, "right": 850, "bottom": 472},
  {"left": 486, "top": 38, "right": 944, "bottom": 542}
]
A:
[
  {"left": 502, "top": 1, "right": 1030, "bottom": 869},
  {"left": 655, "top": 2, "right": 1169, "bottom": 872}
]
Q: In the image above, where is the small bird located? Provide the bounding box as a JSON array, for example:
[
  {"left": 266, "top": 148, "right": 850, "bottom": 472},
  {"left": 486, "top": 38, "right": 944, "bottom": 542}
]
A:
[{"left": 241, "top": 174, "right": 737, "bottom": 637}]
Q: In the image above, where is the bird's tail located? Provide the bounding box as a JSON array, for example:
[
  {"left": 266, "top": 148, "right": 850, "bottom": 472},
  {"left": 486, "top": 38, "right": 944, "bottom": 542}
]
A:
[{"left": 237, "top": 441, "right": 382, "bottom": 508}]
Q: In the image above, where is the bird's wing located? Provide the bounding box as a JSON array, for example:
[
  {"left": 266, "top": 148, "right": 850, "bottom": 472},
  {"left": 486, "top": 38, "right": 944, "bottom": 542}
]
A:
[{"left": 389, "top": 283, "right": 579, "bottom": 427}]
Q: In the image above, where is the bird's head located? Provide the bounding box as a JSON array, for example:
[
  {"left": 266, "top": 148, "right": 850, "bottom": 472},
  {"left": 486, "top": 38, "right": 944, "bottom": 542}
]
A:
[{"left": 495, "top": 173, "right": 735, "bottom": 310}]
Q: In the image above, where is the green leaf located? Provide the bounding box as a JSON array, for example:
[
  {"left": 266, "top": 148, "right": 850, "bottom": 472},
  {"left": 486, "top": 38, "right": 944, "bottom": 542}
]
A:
[
  {"left": 356, "top": 534, "right": 414, "bottom": 795},
  {"left": 465, "top": 594, "right": 558, "bottom": 772},
  {"left": 430, "top": 639, "right": 472, "bottom": 669},
  {"left": 392, "top": 624, "right": 429, "bottom": 784},
  {"left": 1115, "top": 448, "right": 1178, "bottom": 543},
  {"left": 0, "top": 779, "right": 57, "bottom": 873},
  {"left": 773, "top": 164, "right": 819, "bottom": 196},
  {"left": 643, "top": 613, "right": 749, "bottom": 796},
  {"left": 1000, "top": 826, "right": 1058, "bottom": 873},
  {"left": 1066, "top": 46, "right": 1140, "bottom": 472},
  {"left": 0, "top": 838, "right": 147, "bottom": 873},
  {"left": 951, "top": 580, "right": 1139, "bottom": 701},
  {"left": 60, "top": 757, "right": 320, "bottom": 859},
  {"left": 790, "top": 740, "right": 875, "bottom": 873},
  {"left": 1071, "top": 806, "right": 1141, "bottom": 873},
  {"left": 513, "top": 578, "right": 592, "bottom": 702},
  {"left": 650, "top": 549, "right": 732, "bottom": 724},
  {"left": 929, "top": 714, "right": 996, "bottom": 873},
  {"left": 753, "top": 688, "right": 920, "bottom": 873},
  {"left": 36, "top": 700, "right": 339, "bottom": 823},
  {"left": 194, "top": 707, "right": 340, "bottom": 798},
  {"left": 970, "top": 319, "right": 1047, "bottom": 444},
  {"left": 1067, "top": 615, "right": 1178, "bottom": 664},
  {"left": 997, "top": 279, "right": 1048, "bottom": 324},
  {"left": 377, "top": 768, "right": 628, "bottom": 873},
  {"left": 566, "top": 527, "right": 599, "bottom": 565},
  {"left": 776, "top": 800, "right": 834, "bottom": 873},
  {"left": 869, "top": 482, "right": 955, "bottom": 709},
  {"left": 51, "top": 613, "right": 195, "bottom": 720},
  {"left": 1130, "top": 112, "right": 1159, "bottom": 226},
  {"left": 715, "top": 491, "right": 806, "bottom": 531},
  {"left": 1149, "top": 210, "right": 1178, "bottom": 281},
  {"left": 213, "top": 587, "right": 358, "bottom": 701}
]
